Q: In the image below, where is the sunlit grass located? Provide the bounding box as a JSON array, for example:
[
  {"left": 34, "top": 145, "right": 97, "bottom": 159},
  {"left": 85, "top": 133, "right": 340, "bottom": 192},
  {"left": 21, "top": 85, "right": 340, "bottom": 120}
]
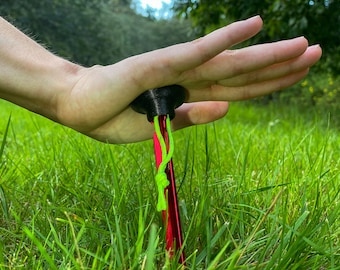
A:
[{"left": 0, "top": 98, "right": 339, "bottom": 269}]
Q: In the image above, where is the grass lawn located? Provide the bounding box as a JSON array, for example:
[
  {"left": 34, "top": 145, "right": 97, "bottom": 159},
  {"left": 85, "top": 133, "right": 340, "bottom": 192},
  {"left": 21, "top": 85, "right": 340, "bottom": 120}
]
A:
[{"left": 0, "top": 99, "right": 339, "bottom": 269}]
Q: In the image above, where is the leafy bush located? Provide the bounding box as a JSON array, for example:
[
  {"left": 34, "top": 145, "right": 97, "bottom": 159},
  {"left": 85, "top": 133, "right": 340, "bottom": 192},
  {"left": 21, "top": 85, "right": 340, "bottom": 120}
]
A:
[{"left": 278, "top": 72, "right": 340, "bottom": 112}]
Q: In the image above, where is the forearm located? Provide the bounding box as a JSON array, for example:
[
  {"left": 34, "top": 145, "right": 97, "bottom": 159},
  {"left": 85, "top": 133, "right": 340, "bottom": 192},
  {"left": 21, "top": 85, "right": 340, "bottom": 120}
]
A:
[{"left": 0, "top": 17, "right": 81, "bottom": 121}]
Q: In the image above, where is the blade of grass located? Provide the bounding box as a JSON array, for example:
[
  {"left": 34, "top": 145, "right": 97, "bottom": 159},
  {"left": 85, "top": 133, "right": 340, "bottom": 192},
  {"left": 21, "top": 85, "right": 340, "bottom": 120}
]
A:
[
  {"left": 0, "top": 116, "right": 11, "bottom": 221},
  {"left": 64, "top": 211, "right": 85, "bottom": 270},
  {"left": 206, "top": 241, "right": 230, "bottom": 270},
  {"left": 196, "top": 222, "right": 229, "bottom": 265},
  {"left": 22, "top": 226, "right": 58, "bottom": 270},
  {"left": 0, "top": 115, "right": 10, "bottom": 160},
  {"left": 236, "top": 189, "right": 283, "bottom": 266},
  {"left": 144, "top": 223, "right": 159, "bottom": 270}
]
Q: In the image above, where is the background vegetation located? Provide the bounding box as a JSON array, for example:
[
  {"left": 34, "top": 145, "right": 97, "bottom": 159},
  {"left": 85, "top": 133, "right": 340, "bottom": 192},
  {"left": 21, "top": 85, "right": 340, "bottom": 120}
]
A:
[
  {"left": 0, "top": 0, "right": 193, "bottom": 66},
  {"left": 0, "top": 0, "right": 339, "bottom": 269}
]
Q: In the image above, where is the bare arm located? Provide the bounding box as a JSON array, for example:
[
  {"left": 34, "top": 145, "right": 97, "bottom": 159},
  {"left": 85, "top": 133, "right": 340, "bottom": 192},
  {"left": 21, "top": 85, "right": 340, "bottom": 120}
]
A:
[
  {"left": 0, "top": 16, "right": 322, "bottom": 143},
  {"left": 0, "top": 17, "right": 82, "bottom": 120}
]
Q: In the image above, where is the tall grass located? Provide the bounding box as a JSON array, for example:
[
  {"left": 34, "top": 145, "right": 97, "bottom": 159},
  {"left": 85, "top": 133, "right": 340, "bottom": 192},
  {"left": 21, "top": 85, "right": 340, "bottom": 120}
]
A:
[{"left": 0, "top": 99, "right": 339, "bottom": 269}]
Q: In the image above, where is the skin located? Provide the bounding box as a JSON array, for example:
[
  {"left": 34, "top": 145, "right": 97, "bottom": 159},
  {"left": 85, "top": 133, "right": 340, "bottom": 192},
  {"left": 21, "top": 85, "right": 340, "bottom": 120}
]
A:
[{"left": 0, "top": 15, "right": 322, "bottom": 143}]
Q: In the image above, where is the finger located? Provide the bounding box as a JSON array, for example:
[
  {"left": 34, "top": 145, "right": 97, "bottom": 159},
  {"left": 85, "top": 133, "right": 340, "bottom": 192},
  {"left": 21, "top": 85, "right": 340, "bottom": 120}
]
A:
[
  {"left": 187, "top": 68, "right": 309, "bottom": 102},
  {"left": 163, "top": 15, "right": 263, "bottom": 72},
  {"left": 172, "top": 101, "right": 229, "bottom": 130},
  {"left": 124, "top": 16, "right": 263, "bottom": 90},
  {"left": 219, "top": 44, "right": 322, "bottom": 87},
  {"left": 185, "top": 37, "right": 309, "bottom": 83}
]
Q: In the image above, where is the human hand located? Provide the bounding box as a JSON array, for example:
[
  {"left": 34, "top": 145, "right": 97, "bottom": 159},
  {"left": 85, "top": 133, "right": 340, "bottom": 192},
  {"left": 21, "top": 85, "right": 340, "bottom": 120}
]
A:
[{"left": 53, "top": 16, "right": 321, "bottom": 143}]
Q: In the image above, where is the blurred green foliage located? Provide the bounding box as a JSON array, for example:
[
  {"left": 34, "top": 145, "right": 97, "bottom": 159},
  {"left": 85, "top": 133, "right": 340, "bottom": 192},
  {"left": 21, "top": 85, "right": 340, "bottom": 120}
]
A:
[{"left": 0, "top": 0, "right": 193, "bottom": 66}]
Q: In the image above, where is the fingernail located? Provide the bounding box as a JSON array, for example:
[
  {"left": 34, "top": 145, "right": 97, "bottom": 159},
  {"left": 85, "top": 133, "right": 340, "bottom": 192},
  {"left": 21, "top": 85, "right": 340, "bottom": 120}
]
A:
[
  {"left": 308, "top": 44, "right": 321, "bottom": 50},
  {"left": 247, "top": 15, "right": 261, "bottom": 20}
]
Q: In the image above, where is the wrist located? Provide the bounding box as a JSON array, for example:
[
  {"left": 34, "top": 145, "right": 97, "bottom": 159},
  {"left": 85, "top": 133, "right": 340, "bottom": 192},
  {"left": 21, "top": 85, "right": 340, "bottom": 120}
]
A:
[{"left": 45, "top": 58, "right": 83, "bottom": 122}]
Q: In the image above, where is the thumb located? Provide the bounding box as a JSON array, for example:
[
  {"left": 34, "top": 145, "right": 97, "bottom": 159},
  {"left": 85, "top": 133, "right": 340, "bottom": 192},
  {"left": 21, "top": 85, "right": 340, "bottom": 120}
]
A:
[{"left": 172, "top": 101, "right": 229, "bottom": 130}]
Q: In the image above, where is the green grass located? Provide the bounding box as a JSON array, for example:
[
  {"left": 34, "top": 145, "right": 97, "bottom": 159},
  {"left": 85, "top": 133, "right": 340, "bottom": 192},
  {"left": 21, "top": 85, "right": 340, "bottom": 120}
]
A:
[{"left": 0, "top": 99, "right": 339, "bottom": 269}]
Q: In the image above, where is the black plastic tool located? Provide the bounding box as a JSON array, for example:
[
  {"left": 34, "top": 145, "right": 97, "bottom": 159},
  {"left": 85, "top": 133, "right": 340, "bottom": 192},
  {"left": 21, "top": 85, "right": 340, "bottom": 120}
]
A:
[{"left": 130, "top": 85, "right": 186, "bottom": 122}]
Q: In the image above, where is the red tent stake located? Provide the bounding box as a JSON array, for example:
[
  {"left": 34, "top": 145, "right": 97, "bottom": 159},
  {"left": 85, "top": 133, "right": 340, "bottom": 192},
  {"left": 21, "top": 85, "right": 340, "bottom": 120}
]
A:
[
  {"left": 153, "top": 115, "right": 185, "bottom": 264},
  {"left": 130, "top": 85, "right": 187, "bottom": 265}
]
